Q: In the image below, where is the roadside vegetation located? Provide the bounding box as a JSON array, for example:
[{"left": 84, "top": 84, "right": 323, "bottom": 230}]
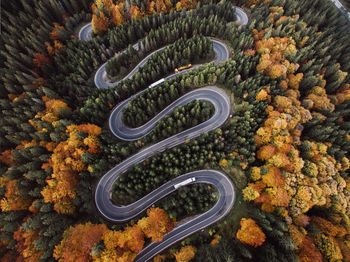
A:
[{"left": 105, "top": 35, "right": 214, "bottom": 83}]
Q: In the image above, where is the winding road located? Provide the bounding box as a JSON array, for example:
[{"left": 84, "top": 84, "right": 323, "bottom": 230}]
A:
[
  {"left": 331, "top": 0, "right": 350, "bottom": 21},
  {"left": 80, "top": 6, "right": 249, "bottom": 262},
  {"left": 94, "top": 42, "right": 140, "bottom": 89},
  {"left": 79, "top": 7, "right": 249, "bottom": 42},
  {"left": 78, "top": 22, "right": 94, "bottom": 41},
  {"left": 235, "top": 7, "right": 249, "bottom": 27},
  {"left": 95, "top": 87, "right": 232, "bottom": 223},
  {"left": 94, "top": 39, "right": 228, "bottom": 89},
  {"left": 96, "top": 86, "right": 235, "bottom": 262},
  {"left": 110, "top": 87, "right": 228, "bottom": 141}
]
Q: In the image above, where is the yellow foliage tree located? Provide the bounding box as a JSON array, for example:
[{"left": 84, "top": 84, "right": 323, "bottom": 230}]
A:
[
  {"left": 130, "top": 5, "right": 144, "bottom": 20},
  {"left": 313, "top": 233, "right": 343, "bottom": 262},
  {"left": 92, "top": 12, "right": 110, "bottom": 34},
  {"left": 41, "top": 124, "right": 101, "bottom": 214},
  {"left": 112, "top": 3, "right": 125, "bottom": 26},
  {"left": 219, "top": 158, "right": 228, "bottom": 167},
  {"left": 174, "top": 245, "right": 197, "bottom": 262},
  {"left": 256, "top": 89, "right": 269, "bottom": 101},
  {"left": 242, "top": 185, "right": 260, "bottom": 201}
]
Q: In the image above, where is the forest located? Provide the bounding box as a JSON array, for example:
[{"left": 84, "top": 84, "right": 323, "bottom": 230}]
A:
[{"left": 0, "top": 0, "right": 349, "bottom": 261}]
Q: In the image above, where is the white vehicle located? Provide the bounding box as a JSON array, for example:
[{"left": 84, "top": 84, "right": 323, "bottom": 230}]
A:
[
  {"left": 148, "top": 78, "right": 165, "bottom": 88},
  {"left": 174, "top": 178, "right": 196, "bottom": 189}
]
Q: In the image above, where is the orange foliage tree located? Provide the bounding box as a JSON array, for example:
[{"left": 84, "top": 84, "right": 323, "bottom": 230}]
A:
[
  {"left": 155, "top": 0, "right": 168, "bottom": 13},
  {"left": 210, "top": 234, "right": 222, "bottom": 247},
  {"left": 94, "top": 208, "right": 174, "bottom": 261},
  {"left": 13, "top": 226, "right": 43, "bottom": 262},
  {"left": 33, "top": 53, "right": 52, "bottom": 69},
  {"left": 96, "top": 225, "right": 144, "bottom": 262},
  {"left": 147, "top": 0, "right": 156, "bottom": 14},
  {"left": 296, "top": 236, "right": 323, "bottom": 262},
  {"left": 137, "top": 207, "right": 175, "bottom": 242},
  {"left": 236, "top": 218, "right": 266, "bottom": 247},
  {"left": 0, "top": 149, "right": 16, "bottom": 167},
  {"left": 50, "top": 22, "right": 65, "bottom": 41},
  {"left": 95, "top": 0, "right": 114, "bottom": 14},
  {"left": 311, "top": 216, "right": 348, "bottom": 239},
  {"left": 0, "top": 179, "right": 32, "bottom": 212},
  {"left": 39, "top": 97, "right": 72, "bottom": 122},
  {"left": 54, "top": 222, "right": 108, "bottom": 262},
  {"left": 257, "top": 145, "right": 278, "bottom": 160},
  {"left": 92, "top": 11, "right": 110, "bottom": 34},
  {"left": 103, "top": 225, "right": 145, "bottom": 253},
  {"left": 46, "top": 40, "right": 65, "bottom": 56}
]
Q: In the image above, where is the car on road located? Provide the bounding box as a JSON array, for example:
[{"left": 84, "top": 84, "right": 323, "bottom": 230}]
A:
[{"left": 175, "top": 64, "right": 192, "bottom": 73}]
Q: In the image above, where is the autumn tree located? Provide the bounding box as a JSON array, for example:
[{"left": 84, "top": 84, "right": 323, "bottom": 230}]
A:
[
  {"left": 155, "top": 0, "right": 168, "bottom": 14},
  {"left": 313, "top": 233, "right": 343, "bottom": 261},
  {"left": 147, "top": 0, "right": 156, "bottom": 14},
  {"left": 0, "top": 149, "right": 16, "bottom": 167},
  {"left": 236, "top": 218, "right": 266, "bottom": 247},
  {"left": 311, "top": 216, "right": 345, "bottom": 238},
  {"left": 92, "top": 12, "right": 110, "bottom": 34},
  {"left": 138, "top": 208, "right": 175, "bottom": 242},
  {"left": 50, "top": 22, "right": 65, "bottom": 41},
  {"left": 33, "top": 53, "right": 52, "bottom": 69},
  {"left": 1, "top": 179, "right": 32, "bottom": 212},
  {"left": 95, "top": 0, "right": 114, "bottom": 14},
  {"left": 130, "top": 6, "right": 144, "bottom": 20},
  {"left": 102, "top": 225, "right": 145, "bottom": 253},
  {"left": 94, "top": 208, "right": 174, "bottom": 261},
  {"left": 54, "top": 222, "right": 108, "bottom": 262},
  {"left": 176, "top": 0, "right": 197, "bottom": 12},
  {"left": 13, "top": 226, "right": 43, "bottom": 262},
  {"left": 41, "top": 123, "right": 101, "bottom": 214},
  {"left": 112, "top": 3, "right": 125, "bottom": 26},
  {"left": 296, "top": 237, "right": 323, "bottom": 262},
  {"left": 174, "top": 245, "right": 197, "bottom": 262}
]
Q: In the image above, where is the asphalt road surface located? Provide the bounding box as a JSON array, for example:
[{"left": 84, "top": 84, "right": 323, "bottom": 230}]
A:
[
  {"left": 235, "top": 7, "right": 249, "bottom": 26},
  {"left": 81, "top": 6, "right": 250, "bottom": 261},
  {"left": 331, "top": 0, "right": 350, "bottom": 20},
  {"left": 78, "top": 23, "right": 94, "bottom": 41}
]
